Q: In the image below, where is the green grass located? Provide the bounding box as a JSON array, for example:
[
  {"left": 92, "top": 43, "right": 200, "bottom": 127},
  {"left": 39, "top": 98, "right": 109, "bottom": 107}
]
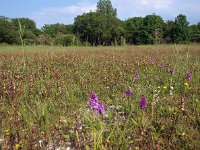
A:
[{"left": 0, "top": 44, "right": 200, "bottom": 149}]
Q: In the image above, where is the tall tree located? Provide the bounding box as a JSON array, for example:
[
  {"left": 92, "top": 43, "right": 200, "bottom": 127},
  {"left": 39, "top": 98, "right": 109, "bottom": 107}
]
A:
[
  {"left": 143, "top": 14, "right": 164, "bottom": 44},
  {"left": 125, "top": 17, "right": 144, "bottom": 45},
  {"left": 163, "top": 20, "right": 175, "bottom": 43},
  {"left": 12, "top": 18, "right": 39, "bottom": 45},
  {"left": 172, "top": 14, "right": 189, "bottom": 43},
  {"left": 189, "top": 24, "right": 200, "bottom": 42},
  {"left": 0, "top": 16, "right": 18, "bottom": 44},
  {"left": 74, "top": 12, "right": 123, "bottom": 46},
  {"left": 96, "top": 0, "right": 117, "bottom": 17}
]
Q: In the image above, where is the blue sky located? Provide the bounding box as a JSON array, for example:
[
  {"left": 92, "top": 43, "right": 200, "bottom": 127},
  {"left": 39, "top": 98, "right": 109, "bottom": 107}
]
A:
[{"left": 1, "top": 0, "right": 200, "bottom": 28}]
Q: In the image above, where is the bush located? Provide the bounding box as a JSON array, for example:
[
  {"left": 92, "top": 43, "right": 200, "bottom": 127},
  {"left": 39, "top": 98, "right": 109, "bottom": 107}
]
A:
[
  {"left": 36, "top": 34, "right": 53, "bottom": 45},
  {"left": 54, "top": 33, "right": 80, "bottom": 46}
]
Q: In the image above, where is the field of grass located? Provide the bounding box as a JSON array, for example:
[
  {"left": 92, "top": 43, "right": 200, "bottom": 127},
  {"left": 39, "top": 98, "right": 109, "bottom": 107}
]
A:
[{"left": 0, "top": 45, "right": 200, "bottom": 149}]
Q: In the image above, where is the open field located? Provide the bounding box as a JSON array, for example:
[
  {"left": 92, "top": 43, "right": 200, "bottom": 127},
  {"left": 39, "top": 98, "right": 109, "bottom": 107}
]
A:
[{"left": 0, "top": 45, "right": 200, "bottom": 149}]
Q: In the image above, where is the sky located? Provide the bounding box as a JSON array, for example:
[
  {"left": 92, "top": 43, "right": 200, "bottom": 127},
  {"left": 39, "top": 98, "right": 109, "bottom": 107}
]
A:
[{"left": 1, "top": 0, "right": 200, "bottom": 28}]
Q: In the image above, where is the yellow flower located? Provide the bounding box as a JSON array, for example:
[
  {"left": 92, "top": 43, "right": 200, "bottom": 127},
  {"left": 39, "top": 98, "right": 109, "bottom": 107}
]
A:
[
  {"left": 41, "top": 131, "right": 45, "bottom": 135},
  {"left": 163, "top": 86, "right": 167, "bottom": 90},
  {"left": 5, "top": 129, "right": 10, "bottom": 135},
  {"left": 30, "top": 122, "right": 33, "bottom": 127},
  {"left": 15, "top": 143, "right": 21, "bottom": 150},
  {"left": 182, "top": 132, "right": 186, "bottom": 136},
  {"left": 184, "top": 82, "right": 189, "bottom": 87}
]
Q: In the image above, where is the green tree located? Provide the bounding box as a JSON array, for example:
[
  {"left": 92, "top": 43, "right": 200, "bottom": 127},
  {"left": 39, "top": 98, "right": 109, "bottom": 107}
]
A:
[
  {"left": 74, "top": 12, "right": 123, "bottom": 46},
  {"left": 172, "top": 14, "right": 189, "bottom": 43},
  {"left": 143, "top": 14, "right": 164, "bottom": 44},
  {"left": 42, "top": 23, "right": 74, "bottom": 38},
  {"left": 36, "top": 34, "right": 53, "bottom": 45},
  {"left": 0, "top": 16, "right": 18, "bottom": 44},
  {"left": 97, "top": 0, "right": 117, "bottom": 17},
  {"left": 125, "top": 17, "right": 144, "bottom": 44},
  {"left": 189, "top": 24, "right": 200, "bottom": 42},
  {"left": 12, "top": 18, "right": 37, "bottom": 31},
  {"left": 12, "top": 18, "right": 39, "bottom": 45},
  {"left": 54, "top": 33, "right": 80, "bottom": 46},
  {"left": 163, "top": 20, "right": 175, "bottom": 43}
]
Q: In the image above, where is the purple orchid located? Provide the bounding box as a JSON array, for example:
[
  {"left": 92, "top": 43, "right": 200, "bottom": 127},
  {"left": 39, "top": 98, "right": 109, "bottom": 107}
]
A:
[
  {"left": 140, "top": 96, "right": 147, "bottom": 110},
  {"left": 89, "top": 92, "right": 105, "bottom": 115},
  {"left": 187, "top": 71, "right": 191, "bottom": 80},
  {"left": 134, "top": 71, "right": 139, "bottom": 79},
  {"left": 125, "top": 89, "right": 131, "bottom": 97}
]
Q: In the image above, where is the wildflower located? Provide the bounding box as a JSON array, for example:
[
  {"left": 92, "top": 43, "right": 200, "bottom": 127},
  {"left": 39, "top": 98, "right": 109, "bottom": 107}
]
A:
[
  {"left": 8, "top": 89, "right": 14, "bottom": 95},
  {"left": 140, "top": 96, "right": 147, "bottom": 109},
  {"left": 170, "top": 86, "right": 173, "bottom": 96},
  {"left": 89, "top": 92, "right": 99, "bottom": 110},
  {"left": 180, "top": 97, "right": 185, "bottom": 111},
  {"left": 125, "top": 89, "right": 131, "bottom": 97},
  {"left": 97, "top": 102, "right": 105, "bottom": 115},
  {"left": 39, "top": 140, "right": 44, "bottom": 147},
  {"left": 89, "top": 92, "right": 105, "bottom": 115},
  {"left": 160, "top": 63, "right": 164, "bottom": 69},
  {"left": 5, "top": 129, "right": 10, "bottom": 135},
  {"left": 170, "top": 68, "right": 174, "bottom": 75},
  {"left": 15, "top": 143, "right": 21, "bottom": 150},
  {"left": 187, "top": 71, "right": 191, "bottom": 80},
  {"left": 184, "top": 82, "right": 189, "bottom": 87},
  {"left": 134, "top": 71, "right": 139, "bottom": 79},
  {"left": 163, "top": 86, "right": 167, "bottom": 90},
  {"left": 66, "top": 147, "right": 71, "bottom": 150}
]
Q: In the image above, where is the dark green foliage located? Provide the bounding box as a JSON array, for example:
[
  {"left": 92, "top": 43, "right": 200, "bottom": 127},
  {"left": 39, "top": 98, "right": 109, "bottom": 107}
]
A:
[
  {"left": 163, "top": 21, "right": 175, "bottom": 43},
  {"left": 143, "top": 14, "right": 164, "bottom": 44},
  {"left": 12, "top": 18, "right": 37, "bottom": 31},
  {"left": 36, "top": 34, "right": 53, "bottom": 45},
  {"left": 189, "top": 24, "right": 200, "bottom": 42},
  {"left": 74, "top": 12, "right": 124, "bottom": 46},
  {"left": 42, "top": 24, "right": 74, "bottom": 38},
  {"left": 172, "top": 14, "right": 190, "bottom": 43},
  {"left": 54, "top": 33, "right": 80, "bottom": 46},
  {"left": 0, "top": 0, "right": 199, "bottom": 46},
  {"left": 0, "top": 16, "right": 18, "bottom": 44},
  {"left": 125, "top": 17, "right": 144, "bottom": 45}
]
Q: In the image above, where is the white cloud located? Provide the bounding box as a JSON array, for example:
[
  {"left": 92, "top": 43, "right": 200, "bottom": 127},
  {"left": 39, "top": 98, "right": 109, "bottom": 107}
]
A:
[
  {"left": 140, "top": 0, "right": 173, "bottom": 10},
  {"left": 112, "top": 0, "right": 174, "bottom": 19},
  {"left": 31, "top": 2, "right": 96, "bottom": 28},
  {"left": 112, "top": 0, "right": 200, "bottom": 24},
  {"left": 31, "top": 0, "right": 200, "bottom": 28}
]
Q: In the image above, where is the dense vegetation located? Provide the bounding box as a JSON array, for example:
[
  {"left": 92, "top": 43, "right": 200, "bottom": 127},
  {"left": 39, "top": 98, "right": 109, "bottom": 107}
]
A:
[
  {"left": 0, "top": 45, "right": 199, "bottom": 149},
  {"left": 1, "top": 0, "right": 200, "bottom": 46}
]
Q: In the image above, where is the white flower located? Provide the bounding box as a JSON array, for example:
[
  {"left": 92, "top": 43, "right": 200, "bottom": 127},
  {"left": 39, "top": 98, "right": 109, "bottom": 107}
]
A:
[{"left": 66, "top": 147, "right": 71, "bottom": 150}]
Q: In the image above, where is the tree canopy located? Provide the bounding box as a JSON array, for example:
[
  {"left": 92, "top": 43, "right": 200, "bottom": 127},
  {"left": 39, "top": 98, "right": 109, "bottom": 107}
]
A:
[{"left": 0, "top": 0, "right": 199, "bottom": 46}]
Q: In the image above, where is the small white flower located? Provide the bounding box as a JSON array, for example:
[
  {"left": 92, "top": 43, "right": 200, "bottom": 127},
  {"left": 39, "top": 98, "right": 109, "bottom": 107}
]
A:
[
  {"left": 66, "top": 147, "right": 71, "bottom": 150},
  {"left": 39, "top": 140, "right": 43, "bottom": 147}
]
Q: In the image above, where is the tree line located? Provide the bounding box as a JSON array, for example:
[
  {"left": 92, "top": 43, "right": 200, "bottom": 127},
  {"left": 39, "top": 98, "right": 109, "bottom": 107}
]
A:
[{"left": 1, "top": 0, "right": 200, "bottom": 46}]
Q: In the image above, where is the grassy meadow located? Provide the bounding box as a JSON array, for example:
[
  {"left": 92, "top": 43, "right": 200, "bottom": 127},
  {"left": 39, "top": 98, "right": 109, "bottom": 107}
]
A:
[{"left": 0, "top": 44, "right": 200, "bottom": 149}]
